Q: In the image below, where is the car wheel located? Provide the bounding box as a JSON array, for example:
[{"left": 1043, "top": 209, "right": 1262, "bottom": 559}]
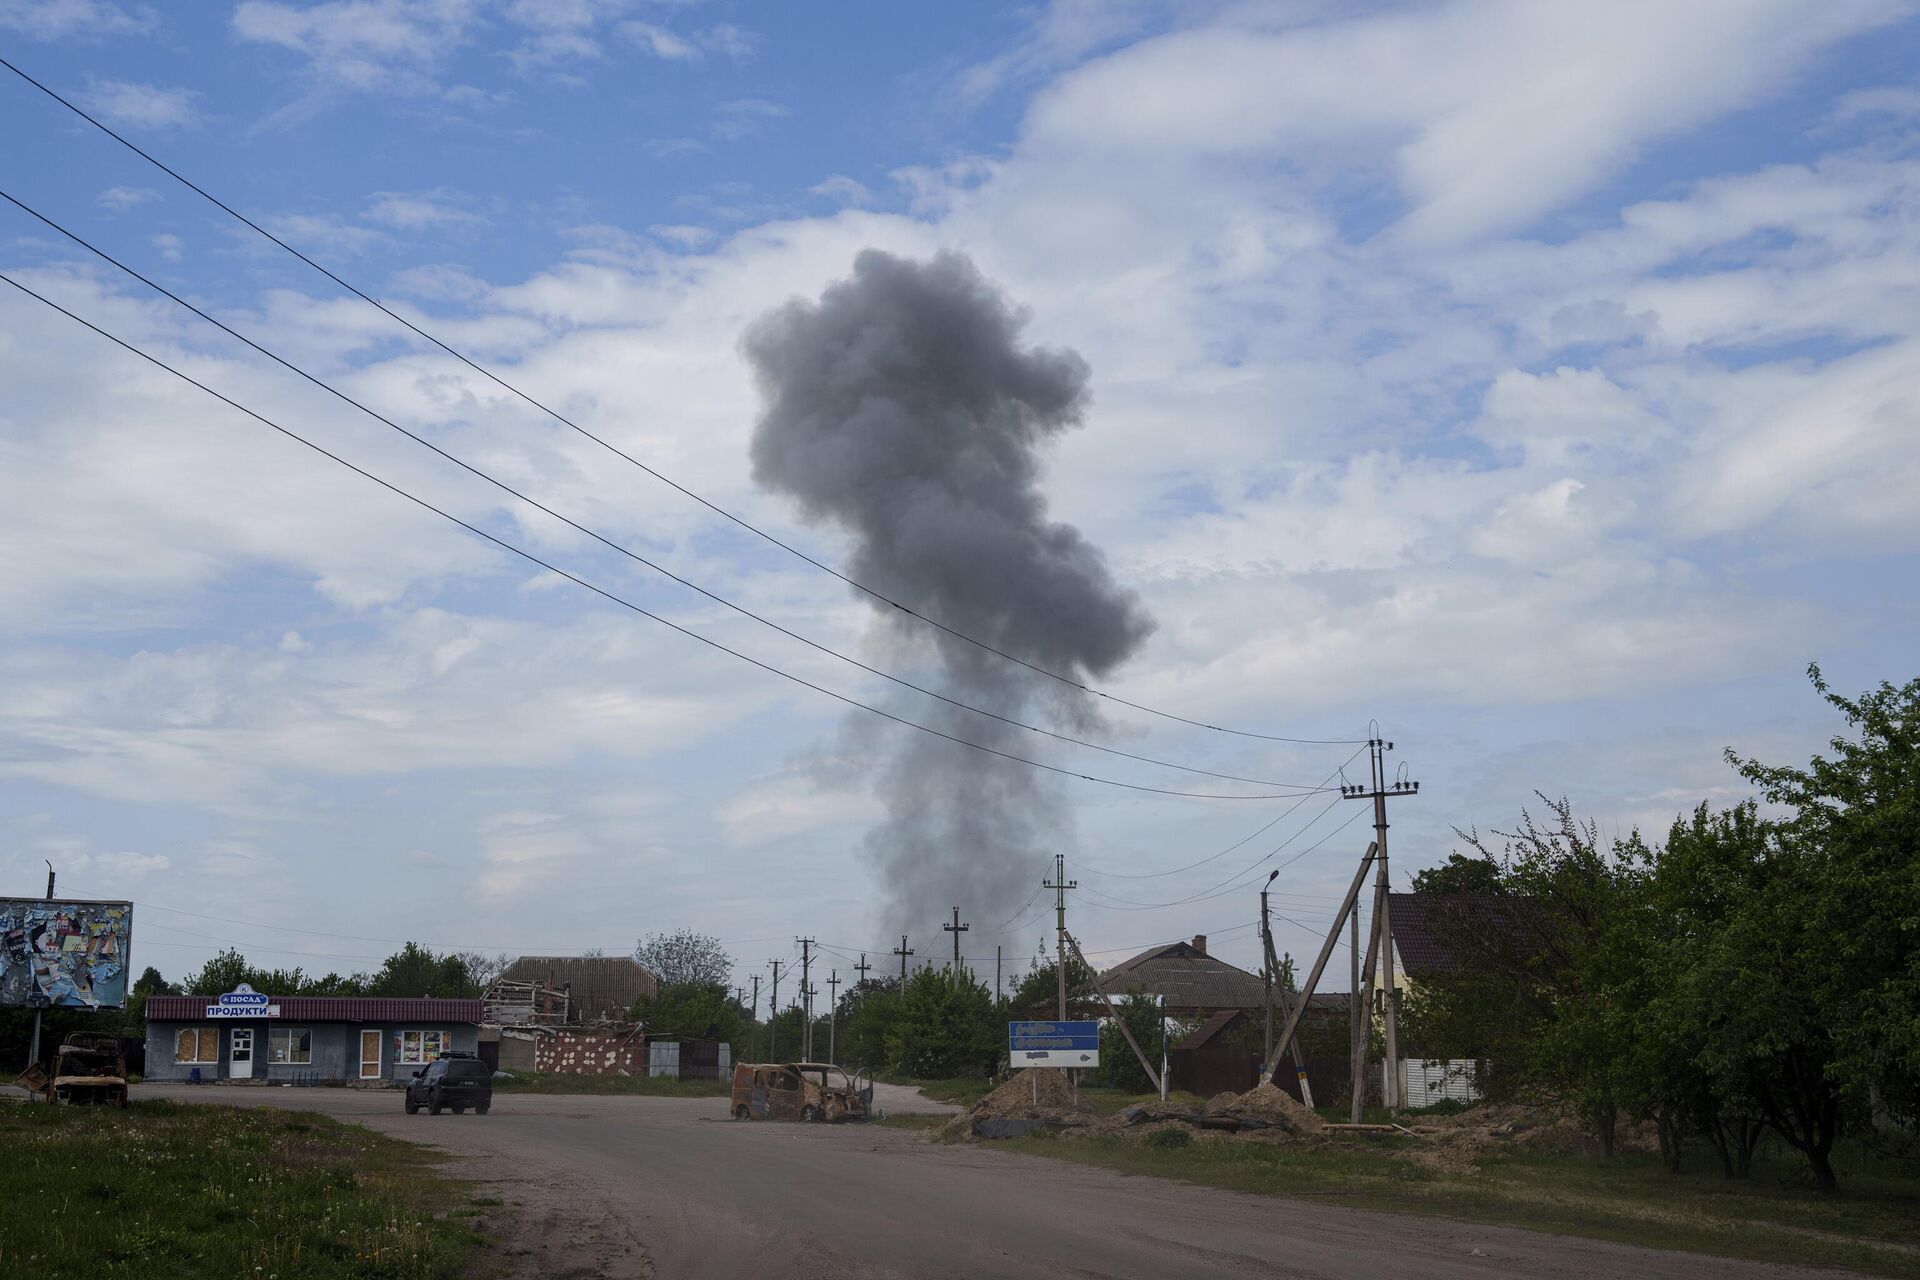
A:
[
  {"left": 405, "top": 1096, "right": 419, "bottom": 1115},
  {"left": 733, "top": 1104, "right": 750, "bottom": 1121},
  {"left": 801, "top": 1104, "right": 821, "bottom": 1123},
  {"left": 476, "top": 1104, "right": 489, "bottom": 1116},
  {"left": 428, "top": 1096, "right": 443, "bottom": 1116}
]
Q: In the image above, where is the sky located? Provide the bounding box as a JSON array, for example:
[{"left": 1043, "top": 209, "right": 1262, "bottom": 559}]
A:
[{"left": 2, "top": 0, "right": 1917, "bottom": 1001}]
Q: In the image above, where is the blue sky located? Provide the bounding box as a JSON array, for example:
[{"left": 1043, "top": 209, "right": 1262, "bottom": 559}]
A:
[{"left": 2, "top": 0, "right": 1918, "bottom": 995}]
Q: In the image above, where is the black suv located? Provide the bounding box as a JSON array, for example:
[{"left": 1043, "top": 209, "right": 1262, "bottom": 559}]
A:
[{"left": 404, "top": 1053, "right": 492, "bottom": 1116}]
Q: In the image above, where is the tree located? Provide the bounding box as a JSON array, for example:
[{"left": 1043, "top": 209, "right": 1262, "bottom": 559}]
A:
[
  {"left": 634, "top": 930, "right": 732, "bottom": 987},
  {"left": 1007, "top": 942, "right": 1093, "bottom": 1017},
  {"left": 367, "top": 942, "right": 478, "bottom": 998},
  {"left": 1094, "top": 989, "right": 1163, "bottom": 1092},
  {"left": 633, "top": 981, "right": 747, "bottom": 1045},
  {"left": 456, "top": 951, "right": 513, "bottom": 993},
  {"left": 1412, "top": 853, "right": 1505, "bottom": 895},
  {"left": 837, "top": 978, "right": 901, "bottom": 1072},
  {"left": 182, "top": 948, "right": 252, "bottom": 996},
  {"left": 887, "top": 964, "right": 998, "bottom": 1078}
]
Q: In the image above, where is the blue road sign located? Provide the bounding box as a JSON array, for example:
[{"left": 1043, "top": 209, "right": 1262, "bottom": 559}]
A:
[{"left": 1008, "top": 1020, "right": 1100, "bottom": 1067}]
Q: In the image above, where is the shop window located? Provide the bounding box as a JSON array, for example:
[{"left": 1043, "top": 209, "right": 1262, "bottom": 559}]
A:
[
  {"left": 399, "top": 1029, "right": 450, "bottom": 1064},
  {"left": 269, "top": 1027, "right": 313, "bottom": 1065},
  {"left": 175, "top": 1027, "right": 219, "bottom": 1063}
]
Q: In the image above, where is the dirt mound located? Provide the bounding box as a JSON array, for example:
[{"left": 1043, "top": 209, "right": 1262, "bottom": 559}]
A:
[
  {"left": 938, "top": 1069, "right": 1094, "bottom": 1141},
  {"left": 1400, "top": 1101, "right": 1656, "bottom": 1173},
  {"left": 1203, "top": 1083, "right": 1327, "bottom": 1134}
]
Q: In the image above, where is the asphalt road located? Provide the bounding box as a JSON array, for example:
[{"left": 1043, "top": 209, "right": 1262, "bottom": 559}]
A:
[{"left": 136, "top": 1083, "right": 1847, "bottom": 1280}]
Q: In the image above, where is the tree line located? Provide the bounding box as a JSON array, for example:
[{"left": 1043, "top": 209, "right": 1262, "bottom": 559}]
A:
[{"left": 1406, "top": 668, "right": 1918, "bottom": 1192}]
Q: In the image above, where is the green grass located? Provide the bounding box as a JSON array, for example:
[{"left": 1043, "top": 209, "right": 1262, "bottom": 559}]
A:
[
  {"left": 882, "top": 1076, "right": 993, "bottom": 1107},
  {"left": 876, "top": 1113, "right": 950, "bottom": 1131},
  {"left": 0, "top": 1098, "right": 485, "bottom": 1279},
  {"left": 982, "top": 1127, "right": 1920, "bottom": 1276},
  {"left": 487, "top": 1071, "right": 727, "bottom": 1096}
]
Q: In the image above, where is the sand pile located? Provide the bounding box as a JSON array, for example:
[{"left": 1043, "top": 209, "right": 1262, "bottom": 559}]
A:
[
  {"left": 1399, "top": 1102, "right": 1655, "bottom": 1173},
  {"left": 938, "top": 1069, "right": 1095, "bottom": 1140},
  {"left": 1203, "top": 1083, "right": 1327, "bottom": 1134}
]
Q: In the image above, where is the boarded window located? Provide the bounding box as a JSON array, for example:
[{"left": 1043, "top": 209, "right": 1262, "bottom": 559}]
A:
[
  {"left": 269, "top": 1027, "right": 313, "bottom": 1064},
  {"left": 175, "top": 1027, "right": 219, "bottom": 1063}
]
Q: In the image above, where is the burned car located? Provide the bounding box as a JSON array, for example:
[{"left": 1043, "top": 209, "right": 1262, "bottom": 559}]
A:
[{"left": 730, "top": 1061, "right": 873, "bottom": 1122}]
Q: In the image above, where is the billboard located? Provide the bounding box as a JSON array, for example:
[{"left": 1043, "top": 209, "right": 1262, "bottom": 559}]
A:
[
  {"left": 1008, "top": 1019, "right": 1100, "bottom": 1068},
  {"left": 0, "top": 899, "right": 134, "bottom": 1010}
]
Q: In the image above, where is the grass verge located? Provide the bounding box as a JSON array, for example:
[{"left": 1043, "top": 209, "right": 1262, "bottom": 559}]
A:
[
  {"left": 489, "top": 1071, "right": 727, "bottom": 1096},
  {"left": 0, "top": 1097, "right": 485, "bottom": 1278},
  {"left": 979, "top": 1128, "right": 1920, "bottom": 1277}
]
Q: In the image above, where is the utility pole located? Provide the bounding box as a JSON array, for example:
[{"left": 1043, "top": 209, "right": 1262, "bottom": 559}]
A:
[
  {"left": 1261, "top": 842, "right": 1377, "bottom": 1087},
  {"left": 943, "top": 908, "right": 969, "bottom": 984},
  {"left": 995, "top": 945, "right": 1002, "bottom": 1004},
  {"left": 28, "top": 860, "right": 53, "bottom": 1078},
  {"left": 853, "top": 953, "right": 872, "bottom": 988},
  {"left": 893, "top": 935, "right": 914, "bottom": 984},
  {"left": 767, "top": 959, "right": 783, "bottom": 1062},
  {"left": 1343, "top": 737, "right": 1418, "bottom": 1113},
  {"left": 1044, "top": 854, "right": 1077, "bottom": 1020},
  {"left": 1350, "top": 897, "right": 1363, "bottom": 1124},
  {"left": 1261, "top": 870, "right": 1277, "bottom": 1061},
  {"left": 798, "top": 938, "right": 815, "bottom": 1062},
  {"left": 1260, "top": 871, "right": 1314, "bottom": 1106},
  {"left": 749, "top": 973, "right": 761, "bottom": 1057},
  {"left": 826, "top": 970, "right": 839, "bottom": 1064}
]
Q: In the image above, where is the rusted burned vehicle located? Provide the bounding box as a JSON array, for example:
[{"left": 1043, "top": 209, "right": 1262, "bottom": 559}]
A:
[
  {"left": 730, "top": 1061, "right": 873, "bottom": 1123},
  {"left": 45, "top": 1031, "right": 130, "bottom": 1106}
]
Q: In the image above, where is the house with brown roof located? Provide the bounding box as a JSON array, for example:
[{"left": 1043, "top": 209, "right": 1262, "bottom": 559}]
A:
[
  {"left": 1096, "top": 934, "right": 1266, "bottom": 1017},
  {"left": 495, "top": 956, "right": 658, "bottom": 1024}
]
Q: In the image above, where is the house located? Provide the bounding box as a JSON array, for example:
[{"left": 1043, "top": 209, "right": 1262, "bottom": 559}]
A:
[
  {"left": 144, "top": 988, "right": 484, "bottom": 1084},
  {"left": 494, "top": 955, "right": 658, "bottom": 1023},
  {"left": 1096, "top": 934, "right": 1266, "bottom": 1017}
]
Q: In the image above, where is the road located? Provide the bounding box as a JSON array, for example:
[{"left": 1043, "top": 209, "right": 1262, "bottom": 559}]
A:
[{"left": 137, "top": 1083, "right": 1845, "bottom": 1280}]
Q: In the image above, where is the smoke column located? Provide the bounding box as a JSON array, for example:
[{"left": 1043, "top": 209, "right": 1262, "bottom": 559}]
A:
[{"left": 743, "top": 249, "right": 1154, "bottom": 945}]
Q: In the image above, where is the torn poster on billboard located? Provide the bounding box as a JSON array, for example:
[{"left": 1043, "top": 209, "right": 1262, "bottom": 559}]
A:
[{"left": 0, "top": 899, "right": 134, "bottom": 1010}]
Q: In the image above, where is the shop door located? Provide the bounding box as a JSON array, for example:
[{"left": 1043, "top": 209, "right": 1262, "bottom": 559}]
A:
[
  {"left": 360, "top": 1029, "right": 383, "bottom": 1080},
  {"left": 229, "top": 1027, "right": 254, "bottom": 1079}
]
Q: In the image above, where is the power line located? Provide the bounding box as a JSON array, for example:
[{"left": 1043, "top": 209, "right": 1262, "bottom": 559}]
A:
[
  {"left": 1068, "top": 745, "right": 1366, "bottom": 880},
  {"left": 1074, "top": 803, "right": 1368, "bottom": 912},
  {"left": 0, "top": 269, "right": 1317, "bottom": 804},
  {"left": 0, "top": 188, "right": 1337, "bottom": 796},
  {"left": 0, "top": 53, "right": 1364, "bottom": 750}
]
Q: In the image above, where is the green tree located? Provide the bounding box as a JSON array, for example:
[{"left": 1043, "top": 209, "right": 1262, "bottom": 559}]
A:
[
  {"left": 632, "top": 981, "right": 746, "bottom": 1045},
  {"left": 1094, "top": 989, "right": 1163, "bottom": 1092},
  {"left": 633, "top": 930, "right": 732, "bottom": 987},
  {"left": 182, "top": 948, "right": 252, "bottom": 995},
  {"left": 1412, "top": 853, "right": 1506, "bottom": 895},
  {"left": 887, "top": 964, "right": 998, "bottom": 1078},
  {"left": 837, "top": 978, "right": 901, "bottom": 1071},
  {"left": 367, "top": 942, "right": 477, "bottom": 998}
]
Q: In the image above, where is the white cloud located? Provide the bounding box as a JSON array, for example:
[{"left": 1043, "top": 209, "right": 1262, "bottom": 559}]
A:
[
  {"left": 363, "top": 189, "right": 485, "bottom": 230},
  {"left": 712, "top": 97, "right": 788, "bottom": 142},
  {"left": 96, "top": 186, "right": 158, "bottom": 213},
  {"left": 82, "top": 78, "right": 201, "bottom": 129},
  {"left": 1021, "top": 0, "right": 1905, "bottom": 243},
  {"left": 808, "top": 175, "right": 872, "bottom": 208},
  {"left": 0, "top": 0, "right": 156, "bottom": 40},
  {"left": 150, "top": 233, "right": 182, "bottom": 262}
]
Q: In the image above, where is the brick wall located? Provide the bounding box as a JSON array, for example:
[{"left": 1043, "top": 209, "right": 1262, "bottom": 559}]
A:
[{"left": 534, "top": 1030, "right": 646, "bottom": 1075}]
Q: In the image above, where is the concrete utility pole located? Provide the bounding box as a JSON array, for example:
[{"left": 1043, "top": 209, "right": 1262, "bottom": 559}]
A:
[
  {"left": 1261, "top": 842, "right": 1377, "bottom": 1087},
  {"left": 749, "top": 973, "right": 760, "bottom": 1032},
  {"left": 893, "top": 935, "right": 914, "bottom": 984},
  {"left": 853, "top": 953, "right": 872, "bottom": 988},
  {"left": 943, "top": 909, "right": 969, "bottom": 984},
  {"left": 798, "top": 940, "right": 814, "bottom": 1059},
  {"left": 826, "top": 970, "right": 839, "bottom": 1064},
  {"left": 1344, "top": 737, "right": 1418, "bottom": 1113},
  {"left": 1044, "top": 854, "right": 1077, "bottom": 1020},
  {"left": 995, "top": 945, "right": 1002, "bottom": 1004},
  {"left": 28, "top": 860, "right": 53, "bottom": 1078},
  {"left": 1261, "top": 870, "right": 1277, "bottom": 1061},
  {"left": 1350, "top": 897, "right": 1363, "bottom": 1124},
  {"left": 767, "top": 959, "right": 783, "bottom": 1062}
]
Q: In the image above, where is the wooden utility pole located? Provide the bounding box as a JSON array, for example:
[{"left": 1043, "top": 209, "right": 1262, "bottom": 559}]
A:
[
  {"left": 826, "top": 970, "right": 839, "bottom": 1064},
  {"left": 766, "top": 959, "right": 783, "bottom": 1062},
  {"left": 749, "top": 973, "right": 760, "bottom": 1036},
  {"left": 995, "top": 945, "right": 1002, "bottom": 1004},
  {"left": 1261, "top": 842, "right": 1377, "bottom": 1085},
  {"left": 944, "top": 909, "right": 969, "bottom": 984},
  {"left": 1349, "top": 898, "right": 1363, "bottom": 1123},
  {"left": 798, "top": 938, "right": 815, "bottom": 1061},
  {"left": 1044, "top": 854, "right": 1076, "bottom": 1019},
  {"left": 892, "top": 936, "right": 914, "bottom": 984},
  {"left": 28, "top": 861, "right": 53, "bottom": 1076},
  {"left": 1260, "top": 877, "right": 1314, "bottom": 1106},
  {"left": 1344, "top": 738, "right": 1418, "bottom": 1113}
]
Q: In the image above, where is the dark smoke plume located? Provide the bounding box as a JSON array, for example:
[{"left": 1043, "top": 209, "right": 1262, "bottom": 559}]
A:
[{"left": 743, "top": 249, "right": 1154, "bottom": 943}]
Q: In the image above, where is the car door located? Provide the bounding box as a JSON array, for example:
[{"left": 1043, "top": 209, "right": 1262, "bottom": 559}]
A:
[{"left": 766, "top": 1068, "right": 803, "bottom": 1120}]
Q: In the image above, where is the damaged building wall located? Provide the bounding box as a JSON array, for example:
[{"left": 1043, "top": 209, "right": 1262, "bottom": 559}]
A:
[{"left": 534, "top": 1027, "right": 647, "bottom": 1076}]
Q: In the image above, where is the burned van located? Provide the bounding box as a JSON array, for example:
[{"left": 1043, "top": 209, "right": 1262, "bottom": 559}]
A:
[{"left": 730, "top": 1061, "right": 873, "bottom": 1122}]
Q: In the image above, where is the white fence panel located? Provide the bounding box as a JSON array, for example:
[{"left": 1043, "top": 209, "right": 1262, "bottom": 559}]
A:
[
  {"left": 648, "top": 1041, "right": 680, "bottom": 1078},
  {"left": 1391, "top": 1058, "right": 1483, "bottom": 1108}
]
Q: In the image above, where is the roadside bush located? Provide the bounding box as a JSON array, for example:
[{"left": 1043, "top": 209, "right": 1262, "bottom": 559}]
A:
[{"left": 1144, "top": 1127, "right": 1192, "bottom": 1149}]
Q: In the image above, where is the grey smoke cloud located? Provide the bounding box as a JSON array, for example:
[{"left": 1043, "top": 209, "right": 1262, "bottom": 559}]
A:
[{"left": 743, "top": 249, "right": 1154, "bottom": 951}]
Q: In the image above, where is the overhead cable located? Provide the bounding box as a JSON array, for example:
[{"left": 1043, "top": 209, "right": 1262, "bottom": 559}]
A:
[
  {"left": 0, "top": 53, "right": 1363, "bottom": 749},
  {"left": 0, "top": 269, "right": 1312, "bottom": 802}
]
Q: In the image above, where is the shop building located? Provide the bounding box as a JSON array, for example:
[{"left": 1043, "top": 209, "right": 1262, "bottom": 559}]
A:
[{"left": 144, "top": 986, "right": 484, "bottom": 1084}]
